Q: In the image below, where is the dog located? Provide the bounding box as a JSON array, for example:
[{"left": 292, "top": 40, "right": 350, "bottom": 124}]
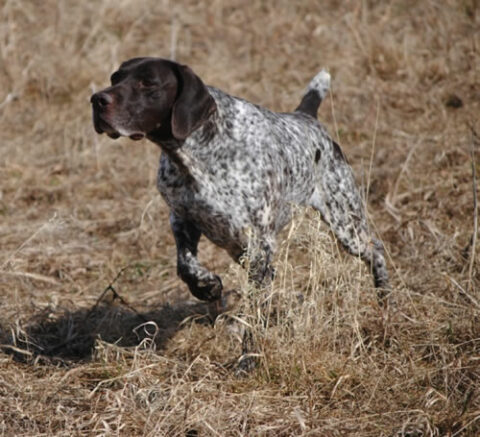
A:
[{"left": 90, "top": 57, "right": 390, "bottom": 309}]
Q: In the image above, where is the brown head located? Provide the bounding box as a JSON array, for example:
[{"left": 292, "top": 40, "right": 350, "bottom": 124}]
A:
[{"left": 90, "top": 57, "right": 216, "bottom": 143}]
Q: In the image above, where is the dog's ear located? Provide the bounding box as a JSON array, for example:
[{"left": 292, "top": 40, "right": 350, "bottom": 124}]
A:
[{"left": 171, "top": 64, "right": 216, "bottom": 140}]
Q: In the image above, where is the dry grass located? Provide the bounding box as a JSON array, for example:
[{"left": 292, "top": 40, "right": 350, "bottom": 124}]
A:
[{"left": 1, "top": 0, "right": 479, "bottom": 435}]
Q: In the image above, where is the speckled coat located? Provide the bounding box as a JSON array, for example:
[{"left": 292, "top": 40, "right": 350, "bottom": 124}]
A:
[
  {"left": 156, "top": 86, "right": 389, "bottom": 300},
  {"left": 90, "top": 58, "right": 389, "bottom": 305}
]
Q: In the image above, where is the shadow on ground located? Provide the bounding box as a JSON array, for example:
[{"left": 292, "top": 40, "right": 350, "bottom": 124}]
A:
[{"left": 0, "top": 288, "right": 214, "bottom": 365}]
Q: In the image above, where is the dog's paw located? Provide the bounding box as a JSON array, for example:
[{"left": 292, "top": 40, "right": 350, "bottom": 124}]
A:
[
  {"left": 233, "top": 329, "right": 259, "bottom": 377},
  {"left": 189, "top": 274, "right": 223, "bottom": 302},
  {"left": 234, "top": 354, "right": 258, "bottom": 377}
]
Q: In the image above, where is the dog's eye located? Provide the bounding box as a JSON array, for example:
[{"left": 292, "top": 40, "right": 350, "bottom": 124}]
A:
[{"left": 138, "top": 79, "right": 156, "bottom": 88}]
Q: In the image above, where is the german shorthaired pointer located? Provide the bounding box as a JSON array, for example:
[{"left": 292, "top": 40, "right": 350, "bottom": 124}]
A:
[{"left": 91, "top": 57, "right": 390, "bottom": 308}]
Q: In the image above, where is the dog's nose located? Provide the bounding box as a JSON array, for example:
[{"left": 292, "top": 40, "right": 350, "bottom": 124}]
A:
[{"left": 90, "top": 91, "right": 113, "bottom": 108}]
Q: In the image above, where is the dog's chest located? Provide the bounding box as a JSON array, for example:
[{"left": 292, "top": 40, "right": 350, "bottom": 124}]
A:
[
  {"left": 157, "top": 159, "right": 228, "bottom": 213},
  {"left": 156, "top": 153, "right": 253, "bottom": 242}
]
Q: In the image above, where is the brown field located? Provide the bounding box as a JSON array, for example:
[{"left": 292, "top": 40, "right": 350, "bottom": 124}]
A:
[{"left": 1, "top": 0, "right": 479, "bottom": 435}]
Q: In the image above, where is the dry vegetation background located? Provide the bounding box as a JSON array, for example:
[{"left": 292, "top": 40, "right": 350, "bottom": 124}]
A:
[{"left": 0, "top": 0, "right": 479, "bottom": 435}]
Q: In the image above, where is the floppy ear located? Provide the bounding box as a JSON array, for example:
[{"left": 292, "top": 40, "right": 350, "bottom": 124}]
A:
[{"left": 171, "top": 64, "right": 217, "bottom": 140}]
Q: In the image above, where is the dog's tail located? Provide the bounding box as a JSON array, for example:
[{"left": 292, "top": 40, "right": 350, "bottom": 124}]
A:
[{"left": 295, "top": 69, "right": 330, "bottom": 118}]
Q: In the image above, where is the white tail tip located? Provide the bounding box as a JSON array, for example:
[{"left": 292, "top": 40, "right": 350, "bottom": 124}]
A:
[{"left": 305, "top": 69, "right": 331, "bottom": 100}]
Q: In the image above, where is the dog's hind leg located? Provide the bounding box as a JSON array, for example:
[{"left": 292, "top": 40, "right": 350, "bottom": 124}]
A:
[
  {"left": 244, "top": 237, "right": 276, "bottom": 287},
  {"left": 234, "top": 234, "right": 277, "bottom": 376},
  {"left": 308, "top": 143, "right": 390, "bottom": 300}
]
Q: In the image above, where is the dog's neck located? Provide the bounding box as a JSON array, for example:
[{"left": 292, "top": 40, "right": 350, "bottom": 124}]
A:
[
  {"left": 149, "top": 113, "right": 219, "bottom": 179},
  {"left": 146, "top": 117, "right": 177, "bottom": 147}
]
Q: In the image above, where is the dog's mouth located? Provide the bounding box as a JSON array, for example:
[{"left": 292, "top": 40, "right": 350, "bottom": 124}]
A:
[
  {"left": 92, "top": 112, "right": 116, "bottom": 136},
  {"left": 92, "top": 112, "right": 145, "bottom": 141},
  {"left": 129, "top": 133, "right": 145, "bottom": 141}
]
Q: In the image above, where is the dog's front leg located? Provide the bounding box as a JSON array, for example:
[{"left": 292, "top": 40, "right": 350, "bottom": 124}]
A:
[{"left": 170, "top": 213, "right": 223, "bottom": 302}]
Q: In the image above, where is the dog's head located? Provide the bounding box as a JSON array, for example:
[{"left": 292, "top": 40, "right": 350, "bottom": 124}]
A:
[{"left": 90, "top": 57, "right": 216, "bottom": 142}]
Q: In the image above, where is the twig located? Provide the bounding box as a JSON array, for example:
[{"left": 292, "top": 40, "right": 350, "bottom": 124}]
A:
[
  {"left": 447, "top": 274, "right": 480, "bottom": 309},
  {"left": 391, "top": 138, "right": 422, "bottom": 206},
  {"left": 170, "top": 14, "right": 178, "bottom": 61},
  {"left": 365, "top": 96, "right": 380, "bottom": 209},
  {"left": 0, "top": 92, "right": 16, "bottom": 111},
  {"left": 3, "top": 271, "right": 59, "bottom": 285},
  {"left": 0, "top": 344, "right": 33, "bottom": 356},
  {"left": 328, "top": 81, "right": 340, "bottom": 144},
  {"left": 468, "top": 126, "right": 478, "bottom": 290},
  {"left": 0, "top": 213, "right": 59, "bottom": 270},
  {"left": 88, "top": 264, "right": 147, "bottom": 322}
]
